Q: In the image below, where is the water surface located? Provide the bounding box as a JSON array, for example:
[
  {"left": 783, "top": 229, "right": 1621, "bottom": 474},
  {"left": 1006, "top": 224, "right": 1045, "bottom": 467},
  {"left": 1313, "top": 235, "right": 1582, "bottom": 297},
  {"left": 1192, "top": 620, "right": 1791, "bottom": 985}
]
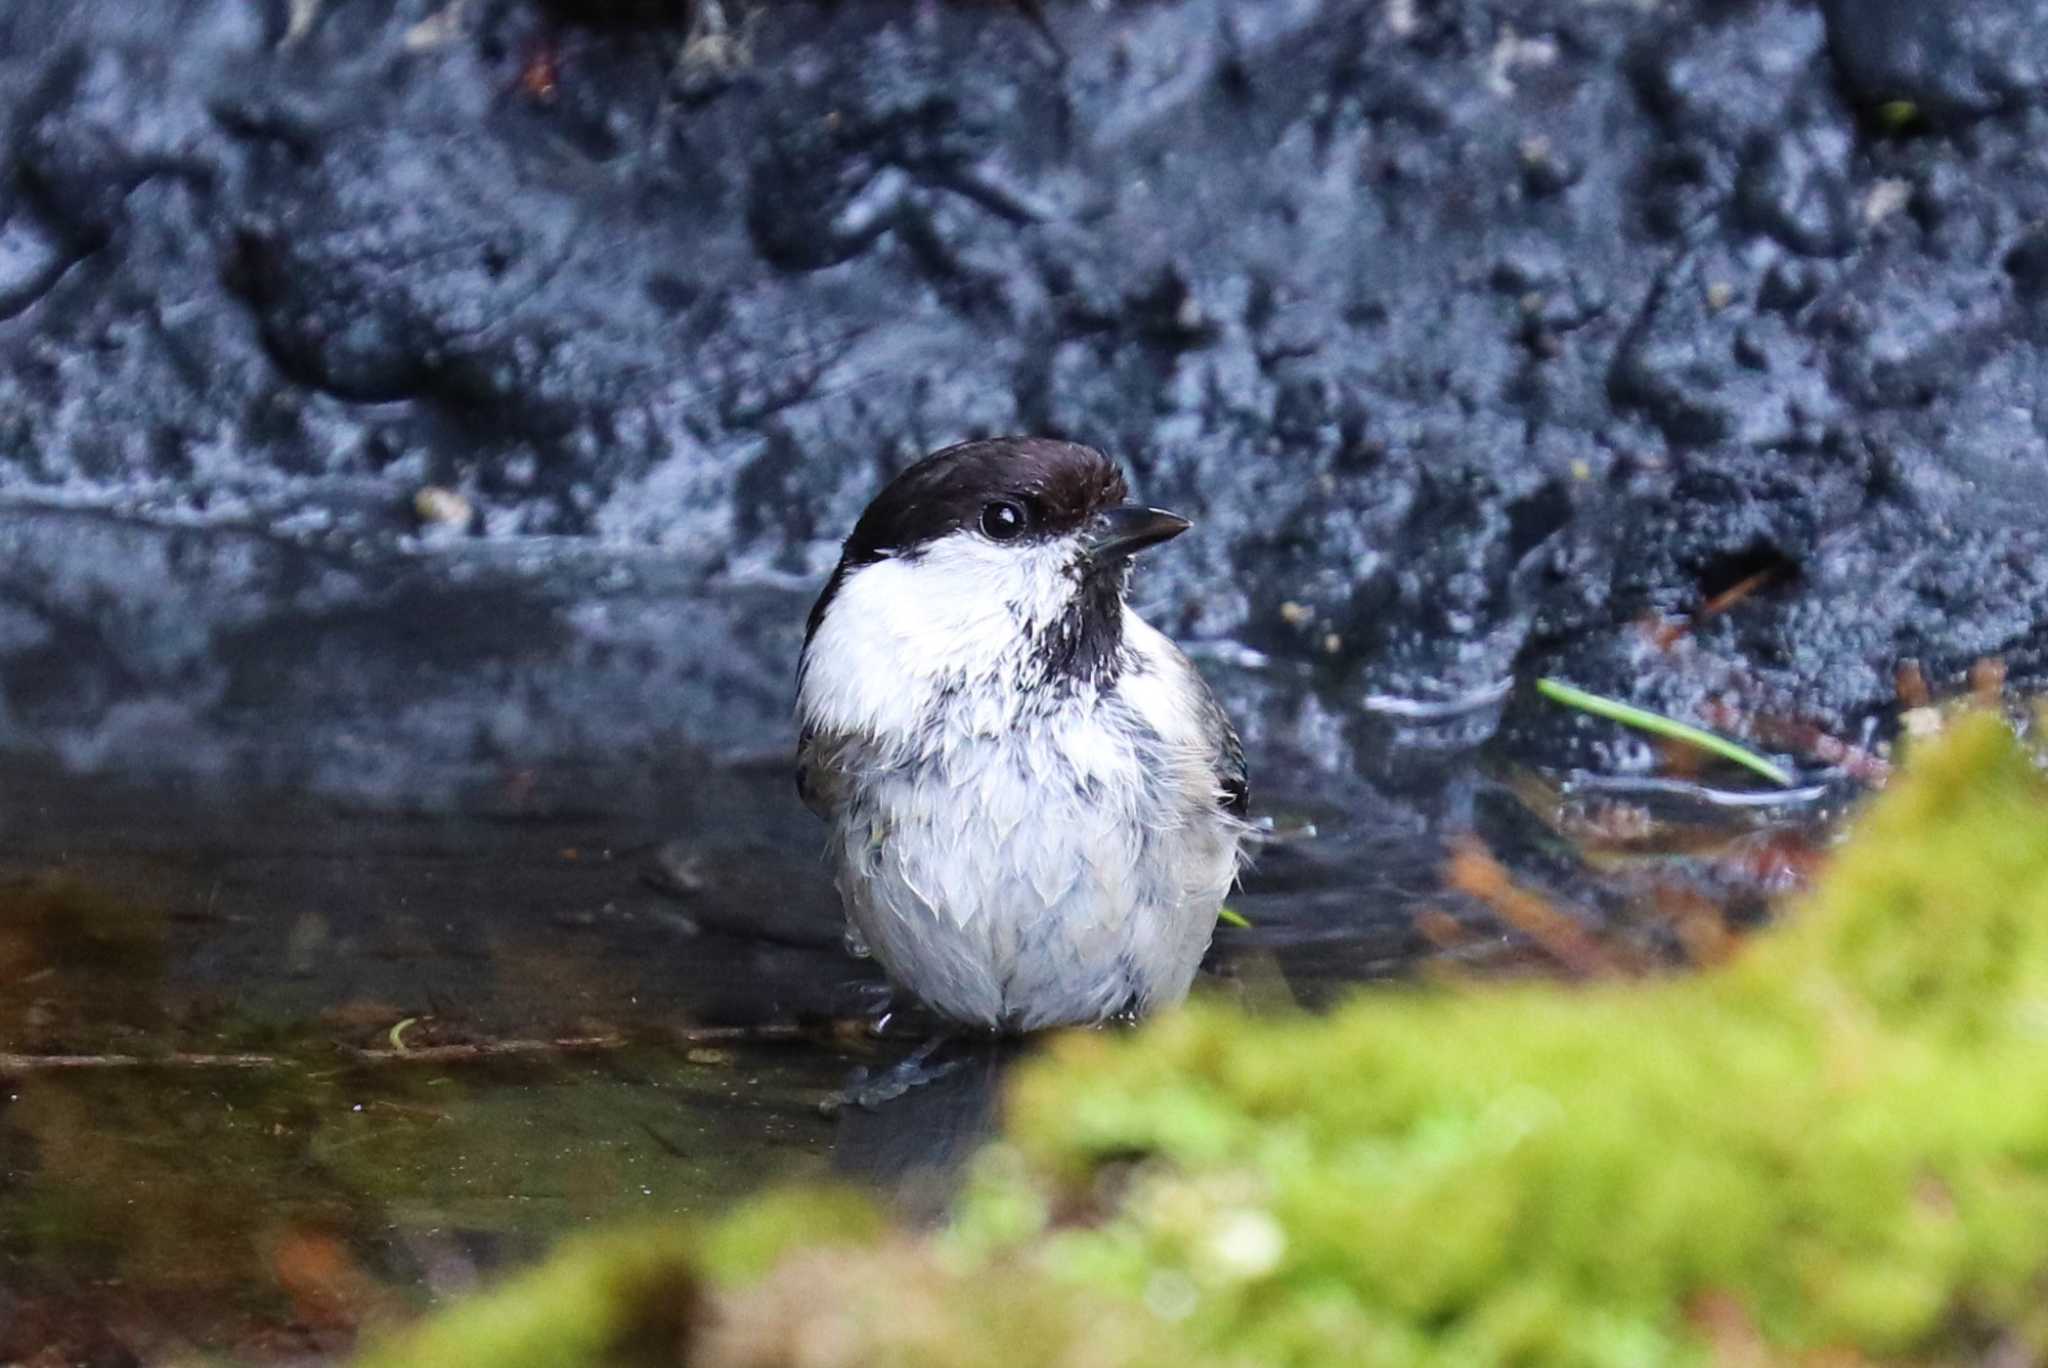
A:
[{"left": 0, "top": 708, "right": 1841, "bottom": 1364}]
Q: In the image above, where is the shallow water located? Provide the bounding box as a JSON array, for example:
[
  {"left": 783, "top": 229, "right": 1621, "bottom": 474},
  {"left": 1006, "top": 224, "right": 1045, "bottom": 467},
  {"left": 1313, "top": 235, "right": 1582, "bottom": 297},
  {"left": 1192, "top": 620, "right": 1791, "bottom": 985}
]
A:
[{"left": 0, "top": 719, "right": 1842, "bottom": 1364}]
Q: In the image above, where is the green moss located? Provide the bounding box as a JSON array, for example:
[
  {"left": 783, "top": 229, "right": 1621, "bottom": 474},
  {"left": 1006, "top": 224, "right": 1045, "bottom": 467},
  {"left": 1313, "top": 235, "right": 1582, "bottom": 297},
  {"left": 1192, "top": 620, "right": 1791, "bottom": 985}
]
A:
[
  {"left": 692, "top": 1184, "right": 889, "bottom": 1283},
  {"left": 698, "top": 1241, "right": 1199, "bottom": 1368},
  {"left": 352, "top": 1225, "right": 704, "bottom": 1368},
  {"left": 354, "top": 1211, "right": 1198, "bottom": 1368},
  {"left": 355, "top": 713, "right": 2048, "bottom": 1366},
  {"left": 952, "top": 713, "right": 2048, "bottom": 1363},
  {"left": 1741, "top": 711, "right": 2048, "bottom": 1037}
]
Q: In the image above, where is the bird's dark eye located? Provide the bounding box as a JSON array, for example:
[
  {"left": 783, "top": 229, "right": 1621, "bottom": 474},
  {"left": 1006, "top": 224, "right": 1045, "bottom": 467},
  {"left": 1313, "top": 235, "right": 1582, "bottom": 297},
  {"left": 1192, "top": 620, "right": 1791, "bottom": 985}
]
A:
[{"left": 979, "top": 499, "right": 1030, "bottom": 541}]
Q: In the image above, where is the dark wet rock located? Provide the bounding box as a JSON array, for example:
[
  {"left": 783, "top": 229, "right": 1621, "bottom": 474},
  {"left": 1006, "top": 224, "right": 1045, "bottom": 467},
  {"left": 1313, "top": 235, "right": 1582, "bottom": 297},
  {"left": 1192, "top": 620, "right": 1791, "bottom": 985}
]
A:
[
  {"left": 0, "top": 505, "right": 804, "bottom": 804},
  {"left": 1637, "top": 2, "right": 1826, "bottom": 147},
  {"left": 1820, "top": 0, "right": 2048, "bottom": 120},
  {"left": 0, "top": 0, "right": 2042, "bottom": 806},
  {"left": 231, "top": 124, "right": 588, "bottom": 409},
  {"left": 2009, "top": 225, "right": 2048, "bottom": 301},
  {"left": 1609, "top": 249, "right": 1841, "bottom": 449},
  {"left": 1736, "top": 117, "right": 1856, "bottom": 258}
]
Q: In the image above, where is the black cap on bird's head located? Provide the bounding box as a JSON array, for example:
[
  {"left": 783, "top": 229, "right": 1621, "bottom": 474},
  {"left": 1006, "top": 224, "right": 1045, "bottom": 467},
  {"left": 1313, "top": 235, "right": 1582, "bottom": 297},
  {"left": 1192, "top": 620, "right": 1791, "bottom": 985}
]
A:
[
  {"left": 837, "top": 437, "right": 1188, "bottom": 569},
  {"left": 806, "top": 438, "right": 1192, "bottom": 652}
]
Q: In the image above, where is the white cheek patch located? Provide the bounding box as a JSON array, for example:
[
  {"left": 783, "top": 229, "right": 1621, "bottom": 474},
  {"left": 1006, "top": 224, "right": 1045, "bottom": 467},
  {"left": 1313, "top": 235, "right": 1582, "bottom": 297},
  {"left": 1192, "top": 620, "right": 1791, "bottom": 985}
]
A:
[
  {"left": 798, "top": 533, "right": 1080, "bottom": 744},
  {"left": 1116, "top": 615, "right": 1203, "bottom": 745}
]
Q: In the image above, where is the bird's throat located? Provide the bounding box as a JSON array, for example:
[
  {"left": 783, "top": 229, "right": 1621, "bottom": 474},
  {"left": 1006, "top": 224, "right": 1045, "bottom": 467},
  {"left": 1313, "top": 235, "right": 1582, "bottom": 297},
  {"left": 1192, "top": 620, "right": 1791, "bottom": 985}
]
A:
[{"left": 1028, "top": 570, "right": 1127, "bottom": 690}]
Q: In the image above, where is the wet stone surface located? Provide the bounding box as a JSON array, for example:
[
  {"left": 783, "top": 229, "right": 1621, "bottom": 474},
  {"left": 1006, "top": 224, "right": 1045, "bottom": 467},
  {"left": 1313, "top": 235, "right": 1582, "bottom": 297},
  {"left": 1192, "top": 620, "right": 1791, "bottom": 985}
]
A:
[{"left": 0, "top": 0, "right": 2041, "bottom": 795}]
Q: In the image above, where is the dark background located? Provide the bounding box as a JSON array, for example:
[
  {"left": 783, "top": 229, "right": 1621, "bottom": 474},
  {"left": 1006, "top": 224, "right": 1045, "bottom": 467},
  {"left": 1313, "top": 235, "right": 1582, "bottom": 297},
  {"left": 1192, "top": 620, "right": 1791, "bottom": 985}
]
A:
[{"left": 1, "top": 0, "right": 2044, "bottom": 809}]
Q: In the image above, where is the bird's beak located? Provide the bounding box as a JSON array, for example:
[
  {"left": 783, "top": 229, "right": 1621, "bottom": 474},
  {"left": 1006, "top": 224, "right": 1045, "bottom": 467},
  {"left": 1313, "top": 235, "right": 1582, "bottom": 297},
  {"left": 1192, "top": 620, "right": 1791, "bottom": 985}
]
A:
[{"left": 1084, "top": 505, "right": 1192, "bottom": 564}]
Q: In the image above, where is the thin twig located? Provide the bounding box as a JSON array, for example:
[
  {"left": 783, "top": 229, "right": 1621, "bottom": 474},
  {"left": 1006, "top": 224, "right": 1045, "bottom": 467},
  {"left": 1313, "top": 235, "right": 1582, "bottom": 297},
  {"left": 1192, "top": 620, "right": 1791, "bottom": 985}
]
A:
[
  {"left": 664, "top": 1023, "right": 812, "bottom": 1046},
  {"left": 1446, "top": 839, "right": 1636, "bottom": 979},
  {"left": 339, "top": 1021, "right": 816, "bottom": 1063},
  {"left": 1698, "top": 567, "right": 1777, "bottom": 617},
  {"left": 341, "top": 1035, "right": 629, "bottom": 1064},
  {"left": 0, "top": 1023, "right": 817, "bottom": 1077},
  {"left": 0, "top": 1050, "right": 280, "bottom": 1074},
  {"left": 1695, "top": 700, "right": 1892, "bottom": 787}
]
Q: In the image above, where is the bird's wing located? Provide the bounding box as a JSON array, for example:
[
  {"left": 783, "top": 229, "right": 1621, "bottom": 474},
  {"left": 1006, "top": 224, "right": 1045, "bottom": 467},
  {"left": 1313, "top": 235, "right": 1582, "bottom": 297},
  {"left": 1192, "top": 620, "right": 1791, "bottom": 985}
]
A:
[
  {"left": 795, "top": 623, "right": 849, "bottom": 820},
  {"left": 795, "top": 722, "right": 853, "bottom": 820},
  {"left": 1171, "top": 648, "right": 1249, "bottom": 820},
  {"left": 1209, "top": 694, "right": 1251, "bottom": 819}
]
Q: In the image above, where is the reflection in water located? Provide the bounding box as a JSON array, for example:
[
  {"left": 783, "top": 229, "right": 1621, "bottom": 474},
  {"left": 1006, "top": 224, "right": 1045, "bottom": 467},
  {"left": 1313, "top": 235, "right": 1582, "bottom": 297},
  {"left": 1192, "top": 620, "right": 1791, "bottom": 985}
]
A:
[{"left": 832, "top": 1037, "right": 1028, "bottom": 1223}]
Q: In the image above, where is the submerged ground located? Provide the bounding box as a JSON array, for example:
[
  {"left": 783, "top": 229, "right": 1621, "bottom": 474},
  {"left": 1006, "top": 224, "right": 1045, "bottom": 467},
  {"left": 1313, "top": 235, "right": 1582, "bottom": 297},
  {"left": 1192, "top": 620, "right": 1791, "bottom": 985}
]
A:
[{"left": 1, "top": 706, "right": 1848, "bottom": 1363}]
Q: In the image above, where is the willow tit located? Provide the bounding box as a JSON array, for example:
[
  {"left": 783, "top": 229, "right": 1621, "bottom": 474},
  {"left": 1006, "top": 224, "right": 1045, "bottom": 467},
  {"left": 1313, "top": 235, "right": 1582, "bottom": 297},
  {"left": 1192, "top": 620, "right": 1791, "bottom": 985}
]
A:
[{"left": 796, "top": 437, "right": 1250, "bottom": 1032}]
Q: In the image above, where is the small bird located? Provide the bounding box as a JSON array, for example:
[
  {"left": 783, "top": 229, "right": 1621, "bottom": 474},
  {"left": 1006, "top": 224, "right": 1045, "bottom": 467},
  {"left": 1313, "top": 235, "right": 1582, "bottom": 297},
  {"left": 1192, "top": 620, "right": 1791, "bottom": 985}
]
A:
[{"left": 796, "top": 437, "right": 1250, "bottom": 1032}]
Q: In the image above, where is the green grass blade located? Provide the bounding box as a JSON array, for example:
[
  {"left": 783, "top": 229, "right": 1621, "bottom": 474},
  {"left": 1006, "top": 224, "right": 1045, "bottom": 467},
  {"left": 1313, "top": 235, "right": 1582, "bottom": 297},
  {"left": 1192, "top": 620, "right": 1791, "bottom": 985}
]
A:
[
  {"left": 1217, "top": 905, "right": 1251, "bottom": 929},
  {"left": 1534, "top": 677, "right": 1797, "bottom": 787}
]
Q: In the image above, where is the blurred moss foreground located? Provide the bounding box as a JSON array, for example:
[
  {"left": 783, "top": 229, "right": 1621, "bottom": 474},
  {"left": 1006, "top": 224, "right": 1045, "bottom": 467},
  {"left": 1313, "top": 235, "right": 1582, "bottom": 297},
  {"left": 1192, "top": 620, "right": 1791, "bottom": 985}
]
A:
[{"left": 356, "top": 713, "right": 2048, "bottom": 1367}]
